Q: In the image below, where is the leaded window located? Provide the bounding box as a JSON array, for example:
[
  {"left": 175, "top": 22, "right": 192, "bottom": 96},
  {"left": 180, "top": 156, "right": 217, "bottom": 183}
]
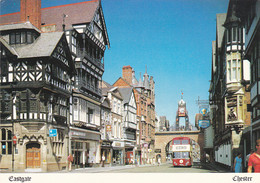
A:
[{"left": 0, "top": 129, "right": 12, "bottom": 155}]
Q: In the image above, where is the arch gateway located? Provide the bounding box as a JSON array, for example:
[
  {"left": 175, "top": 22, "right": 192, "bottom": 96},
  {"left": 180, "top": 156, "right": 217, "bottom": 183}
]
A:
[{"left": 155, "top": 131, "right": 205, "bottom": 163}]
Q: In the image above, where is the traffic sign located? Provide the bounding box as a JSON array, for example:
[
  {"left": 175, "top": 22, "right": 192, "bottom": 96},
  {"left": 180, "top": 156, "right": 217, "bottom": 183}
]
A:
[
  {"left": 49, "top": 129, "right": 57, "bottom": 137},
  {"left": 13, "top": 136, "right": 17, "bottom": 145}
]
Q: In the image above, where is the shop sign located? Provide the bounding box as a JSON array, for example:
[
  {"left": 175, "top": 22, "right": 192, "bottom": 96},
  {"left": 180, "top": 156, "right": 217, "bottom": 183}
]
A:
[
  {"left": 198, "top": 120, "right": 210, "bottom": 128},
  {"left": 70, "top": 130, "right": 100, "bottom": 141},
  {"left": 106, "top": 125, "right": 111, "bottom": 132},
  {"left": 71, "top": 131, "right": 87, "bottom": 137},
  {"left": 115, "top": 143, "right": 121, "bottom": 147},
  {"left": 155, "top": 149, "right": 161, "bottom": 153}
]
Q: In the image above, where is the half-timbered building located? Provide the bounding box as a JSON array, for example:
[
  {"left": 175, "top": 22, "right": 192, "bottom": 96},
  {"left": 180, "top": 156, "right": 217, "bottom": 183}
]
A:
[
  {"left": 0, "top": 22, "right": 75, "bottom": 172},
  {"left": 0, "top": 0, "right": 110, "bottom": 171}
]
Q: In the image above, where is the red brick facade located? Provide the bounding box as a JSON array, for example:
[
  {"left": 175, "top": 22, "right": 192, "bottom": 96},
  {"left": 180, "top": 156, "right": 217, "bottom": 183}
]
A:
[
  {"left": 20, "top": 0, "right": 41, "bottom": 29},
  {"left": 122, "top": 65, "right": 133, "bottom": 85}
]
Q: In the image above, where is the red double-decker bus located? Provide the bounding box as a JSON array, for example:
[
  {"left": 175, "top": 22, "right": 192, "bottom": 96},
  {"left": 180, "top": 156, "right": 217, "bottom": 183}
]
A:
[{"left": 170, "top": 137, "right": 192, "bottom": 167}]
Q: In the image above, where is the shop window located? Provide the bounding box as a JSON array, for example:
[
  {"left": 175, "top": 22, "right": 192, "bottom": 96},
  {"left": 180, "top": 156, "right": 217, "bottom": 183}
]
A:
[{"left": 52, "top": 130, "right": 64, "bottom": 156}]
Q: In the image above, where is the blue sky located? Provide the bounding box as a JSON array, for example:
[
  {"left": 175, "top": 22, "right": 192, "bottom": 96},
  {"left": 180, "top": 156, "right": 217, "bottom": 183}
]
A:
[{"left": 0, "top": 0, "right": 229, "bottom": 127}]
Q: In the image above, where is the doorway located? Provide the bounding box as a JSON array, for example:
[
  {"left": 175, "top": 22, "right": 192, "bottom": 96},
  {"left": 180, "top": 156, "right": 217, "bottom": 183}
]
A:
[{"left": 26, "top": 143, "right": 41, "bottom": 168}]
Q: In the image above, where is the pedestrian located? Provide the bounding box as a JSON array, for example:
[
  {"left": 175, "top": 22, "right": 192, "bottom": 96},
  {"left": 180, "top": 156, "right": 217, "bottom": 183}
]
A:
[
  {"left": 67, "top": 153, "right": 73, "bottom": 171},
  {"left": 233, "top": 152, "right": 242, "bottom": 173},
  {"left": 246, "top": 149, "right": 254, "bottom": 171},
  {"left": 158, "top": 157, "right": 161, "bottom": 166},
  {"left": 102, "top": 154, "right": 105, "bottom": 167},
  {"left": 248, "top": 139, "right": 260, "bottom": 173}
]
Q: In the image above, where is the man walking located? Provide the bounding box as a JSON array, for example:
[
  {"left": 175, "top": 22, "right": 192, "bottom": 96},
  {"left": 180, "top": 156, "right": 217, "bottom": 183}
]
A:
[
  {"left": 248, "top": 139, "right": 260, "bottom": 173},
  {"left": 67, "top": 153, "right": 73, "bottom": 171}
]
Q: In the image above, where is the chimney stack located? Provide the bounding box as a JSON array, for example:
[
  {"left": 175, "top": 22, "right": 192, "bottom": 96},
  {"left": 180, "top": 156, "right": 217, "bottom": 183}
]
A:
[
  {"left": 122, "top": 65, "right": 133, "bottom": 85},
  {"left": 20, "top": 0, "right": 41, "bottom": 29}
]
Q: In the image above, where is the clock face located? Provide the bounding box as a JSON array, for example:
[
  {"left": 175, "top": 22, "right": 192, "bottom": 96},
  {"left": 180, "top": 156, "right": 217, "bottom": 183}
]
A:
[{"left": 180, "top": 108, "right": 184, "bottom": 113}]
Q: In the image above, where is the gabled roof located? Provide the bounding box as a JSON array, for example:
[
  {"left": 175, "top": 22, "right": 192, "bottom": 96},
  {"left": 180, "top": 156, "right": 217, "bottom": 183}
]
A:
[
  {"left": 0, "top": 37, "right": 18, "bottom": 56},
  {"left": 101, "top": 80, "right": 123, "bottom": 99},
  {"left": 101, "top": 96, "right": 111, "bottom": 109},
  {"left": 113, "top": 77, "right": 131, "bottom": 87},
  {"left": 0, "top": 1, "right": 98, "bottom": 28},
  {"left": 14, "top": 31, "right": 64, "bottom": 58},
  {"left": 118, "top": 87, "right": 133, "bottom": 104},
  {"left": 0, "top": 0, "right": 110, "bottom": 48}
]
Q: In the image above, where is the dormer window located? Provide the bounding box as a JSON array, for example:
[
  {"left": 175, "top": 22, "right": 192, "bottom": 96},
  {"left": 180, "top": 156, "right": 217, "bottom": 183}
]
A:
[{"left": 9, "top": 31, "right": 37, "bottom": 45}]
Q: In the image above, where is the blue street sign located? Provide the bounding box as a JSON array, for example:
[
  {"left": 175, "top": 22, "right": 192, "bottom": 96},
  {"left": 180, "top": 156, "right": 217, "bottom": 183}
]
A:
[
  {"left": 198, "top": 120, "right": 210, "bottom": 128},
  {"left": 2, "top": 145, "right": 6, "bottom": 149},
  {"left": 49, "top": 129, "right": 57, "bottom": 137}
]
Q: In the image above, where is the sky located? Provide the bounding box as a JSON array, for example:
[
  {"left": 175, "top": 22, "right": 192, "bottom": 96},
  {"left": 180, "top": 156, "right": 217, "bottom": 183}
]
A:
[{"left": 0, "top": 0, "right": 229, "bottom": 127}]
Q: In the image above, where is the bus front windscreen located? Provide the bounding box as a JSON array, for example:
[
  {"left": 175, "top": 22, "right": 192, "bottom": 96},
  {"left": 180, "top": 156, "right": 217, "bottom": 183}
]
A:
[{"left": 173, "top": 152, "right": 190, "bottom": 159}]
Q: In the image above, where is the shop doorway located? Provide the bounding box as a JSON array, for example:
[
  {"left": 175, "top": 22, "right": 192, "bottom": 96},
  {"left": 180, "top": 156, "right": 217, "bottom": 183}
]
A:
[{"left": 26, "top": 143, "right": 41, "bottom": 168}]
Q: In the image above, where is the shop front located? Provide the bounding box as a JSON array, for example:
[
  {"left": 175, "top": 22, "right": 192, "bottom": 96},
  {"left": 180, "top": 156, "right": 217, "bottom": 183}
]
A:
[
  {"left": 125, "top": 141, "right": 135, "bottom": 165},
  {"left": 101, "top": 140, "right": 112, "bottom": 166},
  {"left": 112, "top": 141, "right": 124, "bottom": 165},
  {"left": 70, "top": 128, "right": 101, "bottom": 168}
]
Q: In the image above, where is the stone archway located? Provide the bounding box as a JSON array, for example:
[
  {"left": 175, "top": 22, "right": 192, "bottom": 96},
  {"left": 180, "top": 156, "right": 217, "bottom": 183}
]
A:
[{"left": 155, "top": 131, "right": 204, "bottom": 163}]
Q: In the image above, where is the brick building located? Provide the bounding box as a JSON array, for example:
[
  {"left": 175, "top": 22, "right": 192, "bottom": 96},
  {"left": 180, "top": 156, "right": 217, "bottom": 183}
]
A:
[{"left": 113, "top": 65, "right": 156, "bottom": 164}]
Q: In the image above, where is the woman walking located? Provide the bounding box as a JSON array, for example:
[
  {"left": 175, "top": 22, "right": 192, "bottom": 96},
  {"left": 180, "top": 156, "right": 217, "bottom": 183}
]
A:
[{"left": 234, "top": 152, "right": 242, "bottom": 173}]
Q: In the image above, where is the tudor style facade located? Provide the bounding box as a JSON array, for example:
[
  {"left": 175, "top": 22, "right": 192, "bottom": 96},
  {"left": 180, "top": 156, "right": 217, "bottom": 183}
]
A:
[
  {"left": 0, "top": 0, "right": 110, "bottom": 171},
  {"left": 118, "top": 87, "right": 137, "bottom": 164},
  {"left": 209, "top": 1, "right": 251, "bottom": 170},
  {"left": 0, "top": 22, "right": 75, "bottom": 172},
  {"left": 235, "top": 0, "right": 260, "bottom": 154}
]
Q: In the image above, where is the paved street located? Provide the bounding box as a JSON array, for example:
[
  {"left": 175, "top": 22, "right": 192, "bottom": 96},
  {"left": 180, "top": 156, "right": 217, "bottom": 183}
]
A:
[{"left": 57, "top": 162, "right": 230, "bottom": 173}]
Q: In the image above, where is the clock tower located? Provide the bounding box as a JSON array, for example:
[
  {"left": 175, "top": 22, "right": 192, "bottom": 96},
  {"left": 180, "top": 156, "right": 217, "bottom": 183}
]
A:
[{"left": 175, "top": 93, "right": 190, "bottom": 131}]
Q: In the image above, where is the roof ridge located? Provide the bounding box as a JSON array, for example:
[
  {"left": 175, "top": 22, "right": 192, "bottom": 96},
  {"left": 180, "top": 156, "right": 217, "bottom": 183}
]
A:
[
  {"left": 0, "top": 0, "right": 98, "bottom": 17},
  {"left": 42, "top": 0, "right": 99, "bottom": 11}
]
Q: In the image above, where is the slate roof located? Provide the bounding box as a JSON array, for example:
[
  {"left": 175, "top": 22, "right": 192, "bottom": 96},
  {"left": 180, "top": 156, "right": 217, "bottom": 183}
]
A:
[
  {"left": 118, "top": 87, "right": 133, "bottom": 104},
  {"left": 0, "top": 1, "right": 99, "bottom": 31},
  {"left": 0, "top": 22, "right": 64, "bottom": 59},
  {"left": 15, "top": 31, "right": 64, "bottom": 58},
  {"left": 101, "top": 80, "right": 122, "bottom": 99},
  {"left": 0, "top": 37, "right": 18, "bottom": 56},
  {"left": 0, "top": 21, "right": 41, "bottom": 32},
  {"left": 101, "top": 96, "right": 111, "bottom": 109},
  {"left": 41, "top": 0, "right": 99, "bottom": 31}
]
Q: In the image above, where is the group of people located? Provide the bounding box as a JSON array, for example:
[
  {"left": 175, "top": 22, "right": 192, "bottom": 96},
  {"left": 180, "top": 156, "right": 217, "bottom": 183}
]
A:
[{"left": 233, "top": 139, "right": 260, "bottom": 173}]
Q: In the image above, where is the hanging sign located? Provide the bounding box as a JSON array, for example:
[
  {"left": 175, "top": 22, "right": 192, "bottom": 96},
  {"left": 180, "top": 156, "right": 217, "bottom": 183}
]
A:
[{"left": 198, "top": 120, "right": 210, "bottom": 128}]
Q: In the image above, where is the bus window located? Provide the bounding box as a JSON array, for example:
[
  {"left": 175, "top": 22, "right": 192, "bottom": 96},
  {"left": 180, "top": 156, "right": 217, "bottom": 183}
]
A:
[
  {"left": 173, "top": 152, "right": 181, "bottom": 158},
  {"left": 174, "top": 140, "right": 181, "bottom": 145},
  {"left": 182, "top": 152, "right": 190, "bottom": 158},
  {"left": 182, "top": 140, "right": 189, "bottom": 144}
]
